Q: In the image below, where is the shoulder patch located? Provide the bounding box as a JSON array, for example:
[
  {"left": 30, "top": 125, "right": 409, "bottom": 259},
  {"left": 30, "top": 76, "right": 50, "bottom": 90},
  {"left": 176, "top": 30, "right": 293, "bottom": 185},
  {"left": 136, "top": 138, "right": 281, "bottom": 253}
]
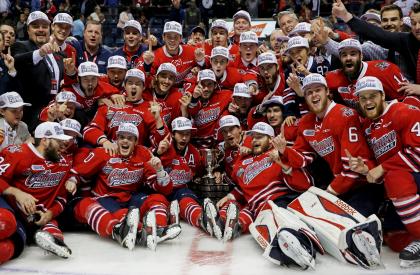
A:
[
  {"left": 342, "top": 108, "right": 354, "bottom": 117},
  {"left": 375, "top": 61, "right": 390, "bottom": 71},
  {"left": 7, "top": 145, "right": 22, "bottom": 153},
  {"left": 109, "top": 158, "right": 122, "bottom": 164},
  {"left": 31, "top": 165, "right": 45, "bottom": 171}
]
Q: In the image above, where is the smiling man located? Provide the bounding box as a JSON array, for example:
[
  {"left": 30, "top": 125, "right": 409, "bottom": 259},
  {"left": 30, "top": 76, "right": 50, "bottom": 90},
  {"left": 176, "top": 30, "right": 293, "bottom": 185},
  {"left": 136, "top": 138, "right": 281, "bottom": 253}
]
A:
[{"left": 51, "top": 13, "right": 77, "bottom": 58}]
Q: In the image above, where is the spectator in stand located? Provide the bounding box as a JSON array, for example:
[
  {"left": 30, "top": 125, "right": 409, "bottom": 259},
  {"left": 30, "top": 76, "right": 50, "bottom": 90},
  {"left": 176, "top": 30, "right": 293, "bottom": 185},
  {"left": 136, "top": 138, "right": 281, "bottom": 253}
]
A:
[
  {"left": 0, "top": 32, "right": 17, "bottom": 93},
  {"left": 72, "top": 12, "right": 85, "bottom": 40},
  {"left": 169, "top": 0, "right": 185, "bottom": 25},
  {"left": 184, "top": 1, "right": 201, "bottom": 33},
  {"left": 0, "top": 23, "right": 16, "bottom": 54},
  {"left": 117, "top": 5, "right": 134, "bottom": 37},
  {"left": 89, "top": 5, "right": 105, "bottom": 24},
  {"left": 104, "top": 0, "right": 119, "bottom": 18},
  {"left": 16, "top": 13, "right": 28, "bottom": 41},
  {"left": 394, "top": 0, "right": 418, "bottom": 16},
  {"left": 188, "top": 26, "right": 206, "bottom": 45}
]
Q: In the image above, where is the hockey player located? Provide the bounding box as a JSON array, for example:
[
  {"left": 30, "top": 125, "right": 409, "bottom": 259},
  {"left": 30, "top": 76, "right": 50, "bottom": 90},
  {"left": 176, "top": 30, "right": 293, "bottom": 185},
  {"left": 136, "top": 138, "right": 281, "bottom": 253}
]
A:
[
  {"left": 51, "top": 13, "right": 77, "bottom": 59},
  {"left": 229, "top": 31, "right": 259, "bottom": 75},
  {"left": 66, "top": 123, "right": 181, "bottom": 251},
  {"left": 0, "top": 122, "right": 73, "bottom": 261},
  {"left": 216, "top": 122, "right": 313, "bottom": 242},
  {"left": 103, "top": 55, "right": 127, "bottom": 90},
  {"left": 228, "top": 83, "right": 253, "bottom": 129},
  {"left": 83, "top": 68, "right": 168, "bottom": 153},
  {"left": 347, "top": 76, "right": 420, "bottom": 268},
  {"left": 230, "top": 10, "right": 252, "bottom": 55},
  {"left": 273, "top": 73, "right": 381, "bottom": 217}
]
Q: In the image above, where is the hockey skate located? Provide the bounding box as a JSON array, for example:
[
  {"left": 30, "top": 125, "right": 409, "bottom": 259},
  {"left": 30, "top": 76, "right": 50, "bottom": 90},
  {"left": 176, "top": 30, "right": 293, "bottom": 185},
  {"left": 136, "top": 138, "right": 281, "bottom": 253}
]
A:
[
  {"left": 223, "top": 202, "right": 241, "bottom": 242},
  {"left": 112, "top": 207, "right": 139, "bottom": 250},
  {"left": 169, "top": 200, "right": 180, "bottom": 225},
  {"left": 157, "top": 223, "right": 182, "bottom": 244},
  {"left": 34, "top": 231, "right": 72, "bottom": 259},
  {"left": 136, "top": 210, "right": 157, "bottom": 251},
  {"left": 199, "top": 198, "right": 223, "bottom": 240},
  {"left": 399, "top": 240, "right": 420, "bottom": 268}
]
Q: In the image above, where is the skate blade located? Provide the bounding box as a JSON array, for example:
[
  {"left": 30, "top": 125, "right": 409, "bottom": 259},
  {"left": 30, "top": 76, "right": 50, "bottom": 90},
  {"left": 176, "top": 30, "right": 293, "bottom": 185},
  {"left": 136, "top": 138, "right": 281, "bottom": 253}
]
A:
[
  {"left": 223, "top": 203, "right": 238, "bottom": 243},
  {"left": 277, "top": 231, "right": 315, "bottom": 270},
  {"left": 352, "top": 231, "right": 383, "bottom": 269},
  {"left": 124, "top": 208, "right": 140, "bottom": 251},
  {"left": 157, "top": 224, "right": 182, "bottom": 244},
  {"left": 400, "top": 259, "right": 420, "bottom": 269},
  {"left": 170, "top": 200, "right": 180, "bottom": 225},
  {"left": 205, "top": 201, "right": 223, "bottom": 240},
  {"left": 35, "top": 231, "right": 71, "bottom": 259},
  {"left": 146, "top": 211, "right": 157, "bottom": 251}
]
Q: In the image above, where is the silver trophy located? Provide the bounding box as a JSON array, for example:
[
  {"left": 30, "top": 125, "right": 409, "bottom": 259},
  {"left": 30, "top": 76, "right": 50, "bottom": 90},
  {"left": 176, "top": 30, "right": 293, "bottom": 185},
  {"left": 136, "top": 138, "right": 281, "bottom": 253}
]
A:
[{"left": 201, "top": 149, "right": 218, "bottom": 185}]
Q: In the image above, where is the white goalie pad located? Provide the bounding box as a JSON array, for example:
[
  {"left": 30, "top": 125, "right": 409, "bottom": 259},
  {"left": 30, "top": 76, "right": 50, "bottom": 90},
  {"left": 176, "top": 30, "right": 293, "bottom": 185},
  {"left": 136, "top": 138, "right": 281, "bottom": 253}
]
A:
[{"left": 287, "top": 187, "right": 383, "bottom": 269}]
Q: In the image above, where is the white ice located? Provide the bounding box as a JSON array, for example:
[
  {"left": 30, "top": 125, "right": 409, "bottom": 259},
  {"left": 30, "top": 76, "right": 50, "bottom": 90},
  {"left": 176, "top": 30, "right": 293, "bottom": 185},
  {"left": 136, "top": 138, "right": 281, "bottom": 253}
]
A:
[{"left": 0, "top": 223, "right": 417, "bottom": 275}]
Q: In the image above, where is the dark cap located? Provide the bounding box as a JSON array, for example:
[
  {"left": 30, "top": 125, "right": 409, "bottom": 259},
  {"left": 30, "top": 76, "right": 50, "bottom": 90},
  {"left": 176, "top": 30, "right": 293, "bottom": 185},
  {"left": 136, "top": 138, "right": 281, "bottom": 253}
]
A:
[{"left": 191, "top": 25, "right": 206, "bottom": 36}]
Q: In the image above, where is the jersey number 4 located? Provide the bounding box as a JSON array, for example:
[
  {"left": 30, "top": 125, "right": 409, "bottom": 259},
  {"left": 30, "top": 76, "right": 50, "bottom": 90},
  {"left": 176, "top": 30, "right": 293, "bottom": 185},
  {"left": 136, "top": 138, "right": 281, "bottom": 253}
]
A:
[
  {"left": 0, "top": 157, "right": 11, "bottom": 176},
  {"left": 411, "top": 122, "right": 420, "bottom": 137}
]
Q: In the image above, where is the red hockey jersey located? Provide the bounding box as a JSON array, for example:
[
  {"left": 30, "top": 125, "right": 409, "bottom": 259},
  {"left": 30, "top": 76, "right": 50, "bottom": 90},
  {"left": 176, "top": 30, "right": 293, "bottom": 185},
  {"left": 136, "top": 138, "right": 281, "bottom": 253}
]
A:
[{"left": 142, "top": 88, "right": 183, "bottom": 127}]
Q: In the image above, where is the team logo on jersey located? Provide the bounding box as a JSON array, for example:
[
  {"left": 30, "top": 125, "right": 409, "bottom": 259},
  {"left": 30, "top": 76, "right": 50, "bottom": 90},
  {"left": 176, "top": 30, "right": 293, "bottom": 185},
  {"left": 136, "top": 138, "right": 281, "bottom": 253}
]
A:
[
  {"left": 375, "top": 61, "right": 390, "bottom": 71},
  {"left": 102, "top": 165, "right": 113, "bottom": 174},
  {"left": 169, "top": 169, "right": 193, "bottom": 185},
  {"left": 31, "top": 165, "right": 45, "bottom": 171},
  {"left": 194, "top": 107, "right": 221, "bottom": 126},
  {"left": 108, "top": 168, "right": 143, "bottom": 186},
  {"left": 338, "top": 87, "right": 350, "bottom": 94},
  {"left": 243, "top": 157, "right": 272, "bottom": 185},
  {"left": 369, "top": 130, "right": 397, "bottom": 159},
  {"left": 342, "top": 108, "right": 354, "bottom": 117},
  {"left": 25, "top": 170, "right": 66, "bottom": 188},
  {"left": 7, "top": 145, "right": 22, "bottom": 153},
  {"left": 109, "top": 111, "right": 143, "bottom": 128},
  {"left": 309, "top": 136, "right": 335, "bottom": 157},
  {"left": 303, "top": 129, "right": 315, "bottom": 136}
]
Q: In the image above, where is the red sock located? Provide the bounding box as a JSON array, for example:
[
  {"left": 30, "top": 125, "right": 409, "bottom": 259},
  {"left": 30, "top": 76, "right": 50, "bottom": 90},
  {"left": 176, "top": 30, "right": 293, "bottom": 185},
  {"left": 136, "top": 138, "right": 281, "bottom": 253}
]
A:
[
  {"left": 383, "top": 230, "right": 415, "bottom": 252},
  {"left": 0, "top": 239, "right": 14, "bottom": 264},
  {"left": 41, "top": 220, "right": 64, "bottom": 240},
  {"left": 179, "top": 197, "right": 202, "bottom": 227},
  {"left": 141, "top": 194, "right": 169, "bottom": 227}
]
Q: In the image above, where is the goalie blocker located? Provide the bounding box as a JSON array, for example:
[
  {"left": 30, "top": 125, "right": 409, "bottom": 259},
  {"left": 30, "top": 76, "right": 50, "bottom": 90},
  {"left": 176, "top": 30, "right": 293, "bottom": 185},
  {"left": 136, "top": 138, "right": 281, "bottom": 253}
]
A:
[{"left": 287, "top": 187, "right": 383, "bottom": 269}]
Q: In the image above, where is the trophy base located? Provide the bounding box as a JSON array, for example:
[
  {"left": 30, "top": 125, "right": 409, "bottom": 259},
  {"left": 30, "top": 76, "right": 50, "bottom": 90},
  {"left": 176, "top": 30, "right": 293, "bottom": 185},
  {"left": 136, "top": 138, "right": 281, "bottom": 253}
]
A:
[{"left": 190, "top": 177, "right": 231, "bottom": 202}]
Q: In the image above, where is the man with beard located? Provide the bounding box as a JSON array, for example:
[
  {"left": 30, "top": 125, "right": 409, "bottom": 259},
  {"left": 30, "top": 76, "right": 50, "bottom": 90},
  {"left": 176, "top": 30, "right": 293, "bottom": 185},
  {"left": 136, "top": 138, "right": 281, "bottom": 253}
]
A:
[
  {"left": 273, "top": 73, "right": 382, "bottom": 217},
  {"left": 215, "top": 122, "right": 313, "bottom": 242},
  {"left": 51, "top": 13, "right": 77, "bottom": 59},
  {"left": 67, "top": 123, "right": 180, "bottom": 251},
  {"left": 11, "top": 11, "right": 65, "bottom": 131},
  {"left": 325, "top": 38, "right": 406, "bottom": 109},
  {"left": 83, "top": 68, "right": 168, "bottom": 154},
  {"left": 228, "top": 83, "right": 253, "bottom": 129},
  {"left": 347, "top": 76, "right": 420, "bottom": 268},
  {"left": 103, "top": 55, "right": 127, "bottom": 90},
  {"left": 61, "top": 61, "right": 121, "bottom": 120},
  {"left": 255, "top": 52, "right": 286, "bottom": 103},
  {"left": 0, "top": 24, "right": 15, "bottom": 54},
  {"left": 0, "top": 122, "right": 73, "bottom": 263},
  {"left": 188, "top": 69, "right": 232, "bottom": 148}
]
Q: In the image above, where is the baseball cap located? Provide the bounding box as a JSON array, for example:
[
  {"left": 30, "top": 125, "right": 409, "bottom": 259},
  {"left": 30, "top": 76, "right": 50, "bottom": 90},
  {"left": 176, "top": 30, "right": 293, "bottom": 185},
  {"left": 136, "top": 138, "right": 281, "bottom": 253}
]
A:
[
  {"left": 233, "top": 83, "right": 251, "bottom": 98},
  {"left": 125, "top": 69, "right": 145, "bottom": 83},
  {"left": 55, "top": 91, "right": 81, "bottom": 108},
  {"left": 107, "top": 56, "right": 127, "bottom": 70},
  {"left": 286, "top": 36, "right": 309, "bottom": 53},
  {"left": 210, "top": 19, "right": 229, "bottom": 32},
  {"left": 171, "top": 117, "right": 196, "bottom": 131},
  {"left": 355, "top": 76, "right": 384, "bottom": 96},
  {"left": 60, "top": 118, "right": 82, "bottom": 138},
  {"left": 34, "top": 122, "right": 72, "bottom": 140},
  {"left": 219, "top": 115, "right": 241, "bottom": 130},
  {"left": 258, "top": 52, "right": 278, "bottom": 66},
  {"left": 247, "top": 122, "right": 275, "bottom": 137},
  {"left": 124, "top": 20, "right": 142, "bottom": 34},
  {"left": 360, "top": 12, "right": 381, "bottom": 24},
  {"left": 53, "top": 13, "right": 73, "bottom": 26},
  {"left": 211, "top": 46, "right": 230, "bottom": 60},
  {"left": 240, "top": 31, "right": 259, "bottom": 44},
  {"left": 27, "top": 11, "right": 50, "bottom": 25},
  {"left": 261, "top": 96, "right": 284, "bottom": 111},
  {"left": 403, "top": 17, "right": 411, "bottom": 28},
  {"left": 288, "top": 22, "right": 311, "bottom": 37},
  {"left": 116, "top": 123, "right": 139, "bottom": 139},
  {"left": 191, "top": 25, "right": 206, "bottom": 36},
  {"left": 338, "top": 39, "right": 362, "bottom": 54},
  {"left": 302, "top": 73, "right": 328, "bottom": 92},
  {"left": 164, "top": 21, "right": 183, "bottom": 36},
  {"left": 157, "top": 63, "right": 177, "bottom": 76},
  {"left": 233, "top": 10, "right": 251, "bottom": 24},
  {"left": 0, "top": 92, "right": 31, "bottom": 109},
  {"left": 198, "top": 69, "right": 216, "bottom": 82},
  {"left": 78, "top": 62, "right": 100, "bottom": 77}
]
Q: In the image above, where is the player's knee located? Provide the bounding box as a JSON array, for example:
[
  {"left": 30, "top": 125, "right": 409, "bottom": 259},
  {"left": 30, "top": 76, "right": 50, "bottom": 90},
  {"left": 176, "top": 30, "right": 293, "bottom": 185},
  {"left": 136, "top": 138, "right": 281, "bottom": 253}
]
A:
[
  {"left": 145, "top": 194, "right": 169, "bottom": 207},
  {"left": 0, "top": 208, "right": 17, "bottom": 240},
  {"left": 0, "top": 239, "right": 15, "bottom": 264},
  {"left": 74, "top": 197, "right": 97, "bottom": 222}
]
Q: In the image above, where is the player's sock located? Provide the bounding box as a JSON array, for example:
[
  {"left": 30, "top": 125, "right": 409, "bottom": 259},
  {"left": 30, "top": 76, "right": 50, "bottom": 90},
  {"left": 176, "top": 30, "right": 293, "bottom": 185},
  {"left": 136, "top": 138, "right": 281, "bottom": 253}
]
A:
[
  {"left": 0, "top": 208, "right": 16, "bottom": 240},
  {"left": 149, "top": 203, "right": 168, "bottom": 227},
  {"left": 0, "top": 239, "right": 14, "bottom": 264},
  {"left": 41, "top": 221, "right": 64, "bottom": 240},
  {"left": 179, "top": 197, "right": 202, "bottom": 227}
]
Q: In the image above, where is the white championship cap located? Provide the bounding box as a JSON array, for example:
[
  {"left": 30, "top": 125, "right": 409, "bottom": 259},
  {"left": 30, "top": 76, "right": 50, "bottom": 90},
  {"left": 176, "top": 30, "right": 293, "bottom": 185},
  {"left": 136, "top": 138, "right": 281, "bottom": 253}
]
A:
[
  {"left": 27, "top": 11, "right": 50, "bottom": 25},
  {"left": 55, "top": 91, "right": 81, "bottom": 108},
  {"left": 247, "top": 122, "right": 275, "bottom": 137},
  {"left": 338, "top": 39, "right": 362, "bottom": 53},
  {"left": 116, "top": 123, "right": 139, "bottom": 139},
  {"left": 240, "top": 31, "right": 259, "bottom": 44},
  {"left": 157, "top": 63, "right": 177, "bottom": 76},
  {"left": 171, "top": 117, "right": 196, "bottom": 131},
  {"left": 124, "top": 20, "right": 142, "bottom": 34},
  {"left": 286, "top": 36, "right": 309, "bottom": 53},
  {"left": 355, "top": 76, "right": 384, "bottom": 96},
  {"left": 233, "top": 83, "right": 251, "bottom": 98},
  {"left": 0, "top": 92, "right": 31, "bottom": 108},
  {"left": 302, "top": 73, "right": 328, "bottom": 92},
  {"left": 78, "top": 62, "right": 100, "bottom": 77},
  {"left": 53, "top": 13, "right": 73, "bottom": 25},
  {"left": 360, "top": 12, "right": 381, "bottom": 24},
  {"left": 261, "top": 96, "right": 284, "bottom": 111},
  {"left": 35, "top": 121, "right": 72, "bottom": 140},
  {"left": 233, "top": 10, "right": 251, "bottom": 23},
  {"left": 288, "top": 22, "right": 311, "bottom": 37},
  {"left": 107, "top": 55, "right": 127, "bottom": 70},
  {"left": 219, "top": 115, "right": 241, "bottom": 129},
  {"left": 163, "top": 21, "right": 183, "bottom": 36},
  {"left": 60, "top": 118, "right": 82, "bottom": 138},
  {"left": 125, "top": 69, "right": 145, "bottom": 83},
  {"left": 211, "top": 46, "right": 230, "bottom": 60},
  {"left": 210, "top": 19, "right": 229, "bottom": 32},
  {"left": 198, "top": 69, "right": 216, "bottom": 82},
  {"left": 258, "top": 52, "right": 278, "bottom": 66},
  {"left": 403, "top": 16, "right": 411, "bottom": 28}
]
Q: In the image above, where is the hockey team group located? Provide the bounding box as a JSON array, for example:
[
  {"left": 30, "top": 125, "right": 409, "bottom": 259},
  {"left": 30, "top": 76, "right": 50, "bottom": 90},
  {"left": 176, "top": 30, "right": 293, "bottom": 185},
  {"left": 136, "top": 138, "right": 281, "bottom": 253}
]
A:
[{"left": 0, "top": 0, "right": 419, "bottom": 271}]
